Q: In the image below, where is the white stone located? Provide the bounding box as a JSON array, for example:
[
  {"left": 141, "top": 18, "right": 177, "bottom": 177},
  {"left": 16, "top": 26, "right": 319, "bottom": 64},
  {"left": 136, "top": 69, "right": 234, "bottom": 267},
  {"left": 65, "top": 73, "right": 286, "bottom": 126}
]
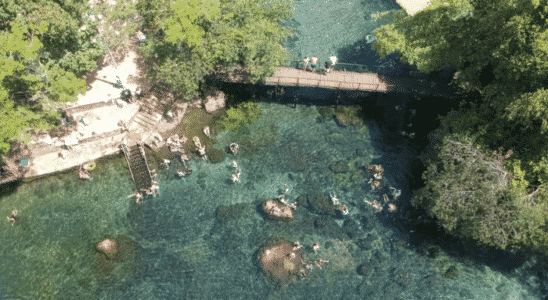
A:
[{"left": 203, "top": 88, "right": 226, "bottom": 114}]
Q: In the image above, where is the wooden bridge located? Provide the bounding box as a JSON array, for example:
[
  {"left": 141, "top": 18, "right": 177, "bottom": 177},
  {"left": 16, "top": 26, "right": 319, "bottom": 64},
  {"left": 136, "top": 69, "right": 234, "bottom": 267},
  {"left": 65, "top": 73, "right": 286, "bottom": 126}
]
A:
[
  {"left": 120, "top": 142, "right": 155, "bottom": 193},
  {"left": 209, "top": 62, "right": 462, "bottom": 99}
]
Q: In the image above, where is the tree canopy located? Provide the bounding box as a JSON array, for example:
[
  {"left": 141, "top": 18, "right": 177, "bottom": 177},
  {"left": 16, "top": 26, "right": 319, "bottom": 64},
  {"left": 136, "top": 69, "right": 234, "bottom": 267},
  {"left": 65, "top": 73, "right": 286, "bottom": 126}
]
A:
[
  {"left": 374, "top": 0, "right": 548, "bottom": 254},
  {"left": 136, "top": 0, "right": 297, "bottom": 102}
]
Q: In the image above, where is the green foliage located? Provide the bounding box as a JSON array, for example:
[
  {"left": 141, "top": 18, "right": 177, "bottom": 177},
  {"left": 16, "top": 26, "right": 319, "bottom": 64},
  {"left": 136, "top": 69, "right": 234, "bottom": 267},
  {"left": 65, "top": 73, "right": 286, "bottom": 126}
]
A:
[
  {"left": 137, "top": 30, "right": 214, "bottom": 102},
  {"left": 92, "top": 0, "right": 144, "bottom": 53},
  {"left": 219, "top": 101, "right": 261, "bottom": 132},
  {"left": 136, "top": 0, "right": 174, "bottom": 30},
  {"left": 195, "top": 0, "right": 297, "bottom": 84},
  {"left": 161, "top": 0, "right": 220, "bottom": 49},
  {"left": 372, "top": 0, "right": 548, "bottom": 96},
  {"left": 44, "top": 64, "right": 86, "bottom": 103},
  {"left": 412, "top": 133, "right": 528, "bottom": 250}
]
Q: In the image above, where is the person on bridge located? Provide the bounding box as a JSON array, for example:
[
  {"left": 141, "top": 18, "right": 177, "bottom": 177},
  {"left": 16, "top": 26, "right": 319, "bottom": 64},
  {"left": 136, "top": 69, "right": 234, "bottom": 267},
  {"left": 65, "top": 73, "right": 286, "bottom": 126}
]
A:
[
  {"left": 303, "top": 57, "right": 310, "bottom": 71},
  {"left": 329, "top": 55, "right": 337, "bottom": 71},
  {"left": 310, "top": 55, "right": 318, "bottom": 72}
]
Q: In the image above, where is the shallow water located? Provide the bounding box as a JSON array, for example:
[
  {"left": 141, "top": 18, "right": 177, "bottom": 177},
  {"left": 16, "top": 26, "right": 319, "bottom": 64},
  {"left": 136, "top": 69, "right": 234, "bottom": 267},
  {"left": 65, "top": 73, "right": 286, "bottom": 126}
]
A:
[
  {"left": 0, "top": 101, "right": 546, "bottom": 299},
  {"left": 1, "top": 0, "right": 547, "bottom": 298}
]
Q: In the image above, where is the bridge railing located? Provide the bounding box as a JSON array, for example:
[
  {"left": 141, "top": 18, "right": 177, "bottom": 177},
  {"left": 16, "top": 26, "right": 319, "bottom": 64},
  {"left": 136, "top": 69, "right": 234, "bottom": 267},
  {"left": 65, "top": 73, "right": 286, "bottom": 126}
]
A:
[
  {"left": 263, "top": 76, "right": 383, "bottom": 91},
  {"left": 120, "top": 143, "right": 136, "bottom": 186},
  {"left": 282, "top": 60, "right": 371, "bottom": 73}
]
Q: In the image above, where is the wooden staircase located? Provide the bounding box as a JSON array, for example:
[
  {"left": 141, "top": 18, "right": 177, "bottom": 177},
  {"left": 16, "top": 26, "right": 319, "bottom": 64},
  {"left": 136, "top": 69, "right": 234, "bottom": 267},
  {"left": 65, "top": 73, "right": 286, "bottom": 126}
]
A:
[
  {"left": 121, "top": 143, "right": 154, "bottom": 191},
  {"left": 128, "top": 99, "right": 163, "bottom": 133}
]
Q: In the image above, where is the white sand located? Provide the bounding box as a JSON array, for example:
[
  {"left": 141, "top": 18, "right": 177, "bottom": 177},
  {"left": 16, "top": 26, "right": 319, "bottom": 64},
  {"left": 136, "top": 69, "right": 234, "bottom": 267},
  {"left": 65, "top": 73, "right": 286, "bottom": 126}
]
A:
[
  {"left": 72, "top": 50, "right": 140, "bottom": 107},
  {"left": 396, "top": 0, "right": 435, "bottom": 16}
]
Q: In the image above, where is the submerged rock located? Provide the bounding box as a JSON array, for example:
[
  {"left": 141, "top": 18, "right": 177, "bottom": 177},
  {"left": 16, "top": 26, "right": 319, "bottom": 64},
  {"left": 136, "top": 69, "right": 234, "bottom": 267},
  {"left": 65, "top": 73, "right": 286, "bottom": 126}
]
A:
[
  {"left": 93, "top": 236, "right": 147, "bottom": 289},
  {"left": 96, "top": 238, "right": 117, "bottom": 260},
  {"left": 329, "top": 160, "right": 350, "bottom": 173},
  {"left": 300, "top": 193, "right": 337, "bottom": 216},
  {"left": 215, "top": 203, "right": 247, "bottom": 224}
]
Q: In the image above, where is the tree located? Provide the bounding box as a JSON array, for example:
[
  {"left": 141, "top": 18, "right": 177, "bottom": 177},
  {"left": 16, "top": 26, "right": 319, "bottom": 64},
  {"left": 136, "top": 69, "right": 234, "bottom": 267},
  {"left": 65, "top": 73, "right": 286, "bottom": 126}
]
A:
[
  {"left": 412, "top": 133, "right": 542, "bottom": 251},
  {"left": 372, "top": 0, "right": 548, "bottom": 98},
  {"left": 137, "top": 0, "right": 297, "bottom": 103},
  {"left": 159, "top": 0, "right": 220, "bottom": 49},
  {"left": 195, "top": 0, "right": 297, "bottom": 84}
]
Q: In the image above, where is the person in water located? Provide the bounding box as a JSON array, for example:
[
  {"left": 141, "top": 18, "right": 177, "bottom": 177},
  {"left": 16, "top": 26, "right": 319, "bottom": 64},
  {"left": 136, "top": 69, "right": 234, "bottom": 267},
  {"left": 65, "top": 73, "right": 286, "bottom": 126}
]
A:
[
  {"left": 6, "top": 210, "right": 18, "bottom": 225},
  {"left": 230, "top": 143, "right": 239, "bottom": 155},
  {"left": 79, "top": 165, "right": 92, "bottom": 180}
]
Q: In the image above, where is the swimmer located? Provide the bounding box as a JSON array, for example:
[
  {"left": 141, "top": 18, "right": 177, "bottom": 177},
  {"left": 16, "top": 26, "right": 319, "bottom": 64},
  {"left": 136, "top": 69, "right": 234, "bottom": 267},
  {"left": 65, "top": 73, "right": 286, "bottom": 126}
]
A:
[
  {"left": 315, "top": 258, "right": 329, "bottom": 269},
  {"left": 128, "top": 191, "right": 143, "bottom": 203},
  {"left": 229, "top": 143, "right": 239, "bottom": 155},
  {"left": 329, "top": 192, "right": 339, "bottom": 205},
  {"left": 232, "top": 160, "right": 238, "bottom": 168},
  {"left": 288, "top": 202, "right": 297, "bottom": 210},
  {"left": 312, "top": 242, "right": 320, "bottom": 253},
  {"left": 203, "top": 126, "right": 211, "bottom": 138},
  {"left": 231, "top": 174, "right": 240, "bottom": 183},
  {"left": 6, "top": 210, "right": 18, "bottom": 225}
]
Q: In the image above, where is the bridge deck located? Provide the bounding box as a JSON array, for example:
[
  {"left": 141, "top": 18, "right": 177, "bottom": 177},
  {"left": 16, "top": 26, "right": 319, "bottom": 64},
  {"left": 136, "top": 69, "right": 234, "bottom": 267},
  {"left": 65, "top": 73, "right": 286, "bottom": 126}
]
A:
[{"left": 211, "top": 66, "right": 461, "bottom": 98}]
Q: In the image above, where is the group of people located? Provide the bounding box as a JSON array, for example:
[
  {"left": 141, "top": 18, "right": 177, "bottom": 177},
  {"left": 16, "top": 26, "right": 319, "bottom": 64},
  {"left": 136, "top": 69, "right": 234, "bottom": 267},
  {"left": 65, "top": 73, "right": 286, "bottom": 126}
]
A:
[{"left": 302, "top": 55, "right": 338, "bottom": 73}]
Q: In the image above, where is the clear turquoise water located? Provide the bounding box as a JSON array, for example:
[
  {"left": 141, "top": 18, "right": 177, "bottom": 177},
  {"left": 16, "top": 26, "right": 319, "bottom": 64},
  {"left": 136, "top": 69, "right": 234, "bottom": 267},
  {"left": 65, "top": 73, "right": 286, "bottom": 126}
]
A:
[
  {"left": 0, "top": 0, "right": 547, "bottom": 299},
  {"left": 0, "top": 101, "right": 546, "bottom": 299}
]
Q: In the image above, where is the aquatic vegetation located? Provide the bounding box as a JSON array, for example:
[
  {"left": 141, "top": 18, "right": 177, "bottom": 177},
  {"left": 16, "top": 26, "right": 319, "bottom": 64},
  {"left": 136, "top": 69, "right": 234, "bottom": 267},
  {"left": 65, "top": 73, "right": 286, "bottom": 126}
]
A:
[
  {"left": 443, "top": 265, "right": 458, "bottom": 279},
  {"left": 207, "top": 147, "right": 226, "bottom": 163},
  {"left": 334, "top": 105, "right": 363, "bottom": 127},
  {"left": 215, "top": 203, "right": 247, "bottom": 224},
  {"left": 317, "top": 106, "right": 365, "bottom": 128},
  {"left": 219, "top": 102, "right": 261, "bottom": 133},
  {"left": 284, "top": 260, "right": 295, "bottom": 270},
  {"left": 177, "top": 237, "right": 211, "bottom": 268}
]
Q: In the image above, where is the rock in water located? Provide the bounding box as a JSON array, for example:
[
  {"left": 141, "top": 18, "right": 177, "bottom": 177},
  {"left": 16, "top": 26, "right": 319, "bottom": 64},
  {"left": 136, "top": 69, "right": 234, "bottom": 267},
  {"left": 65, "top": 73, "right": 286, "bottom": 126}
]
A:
[
  {"left": 262, "top": 199, "right": 293, "bottom": 221},
  {"left": 93, "top": 236, "right": 147, "bottom": 289},
  {"left": 96, "top": 238, "right": 117, "bottom": 260},
  {"left": 257, "top": 239, "right": 304, "bottom": 287}
]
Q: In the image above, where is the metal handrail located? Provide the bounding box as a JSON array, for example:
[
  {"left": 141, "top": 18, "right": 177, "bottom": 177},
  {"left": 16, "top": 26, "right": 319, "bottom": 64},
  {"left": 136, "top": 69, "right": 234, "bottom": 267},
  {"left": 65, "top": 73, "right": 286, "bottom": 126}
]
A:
[
  {"left": 120, "top": 144, "right": 136, "bottom": 186},
  {"left": 138, "top": 143, "right": 154, "bottom": 186}
]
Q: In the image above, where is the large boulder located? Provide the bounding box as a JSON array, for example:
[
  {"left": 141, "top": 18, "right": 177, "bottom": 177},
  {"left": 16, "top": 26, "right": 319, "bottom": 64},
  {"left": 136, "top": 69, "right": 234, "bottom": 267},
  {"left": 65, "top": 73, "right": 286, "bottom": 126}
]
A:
[
  {"left": 96, "top": 238, "right": 117, "bottom": 260},
  {"left": 257, "top": 239, "right": 304, "bottom": 287},
  {"left": 262, "top": 199, "right": 293, "bottom": 221},
  {"left": 203, "top": 87, "right": 226, "bottom": 114}
]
